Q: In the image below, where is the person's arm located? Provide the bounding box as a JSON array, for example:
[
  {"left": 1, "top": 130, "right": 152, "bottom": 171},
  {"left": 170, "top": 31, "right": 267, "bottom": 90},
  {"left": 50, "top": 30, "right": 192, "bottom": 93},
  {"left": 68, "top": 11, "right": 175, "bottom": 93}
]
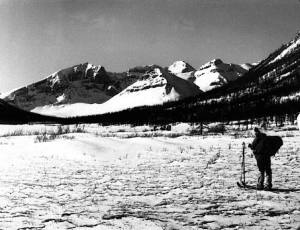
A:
[{"left": 249, "top": 137, "right": 258, "bottom": 150}]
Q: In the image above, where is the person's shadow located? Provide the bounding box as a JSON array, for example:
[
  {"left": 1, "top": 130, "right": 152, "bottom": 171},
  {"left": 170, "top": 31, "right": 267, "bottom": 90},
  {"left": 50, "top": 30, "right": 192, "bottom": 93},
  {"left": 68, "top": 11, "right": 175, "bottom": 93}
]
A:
[
  {"left": 238, "top": 183, "right": 300, "bottom": 193},
  {"left": 269, "top": 188, "right": 300, "bottom": 193}
]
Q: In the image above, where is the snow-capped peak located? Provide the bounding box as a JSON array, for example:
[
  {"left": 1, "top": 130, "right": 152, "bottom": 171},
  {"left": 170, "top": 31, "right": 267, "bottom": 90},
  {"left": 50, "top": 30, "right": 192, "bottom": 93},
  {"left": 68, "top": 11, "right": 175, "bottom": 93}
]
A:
[
  {"left": 168, "top": 61, "right": 196, "bottom": 82},
  {"left": 199, "top": 59, "right": 223, "bottom": 70},
  {"left": 194, "top": 59, "right": 251, "bottom": 92},
  {"left": 168, "top": 60, "right": 195, "bottom": 74}
]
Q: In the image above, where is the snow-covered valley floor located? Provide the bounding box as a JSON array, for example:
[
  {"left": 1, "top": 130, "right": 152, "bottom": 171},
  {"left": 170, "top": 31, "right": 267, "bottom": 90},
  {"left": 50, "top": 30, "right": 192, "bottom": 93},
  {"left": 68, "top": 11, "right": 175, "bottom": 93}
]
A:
[{"left": 0, "top": 124, "right": 299, "bottom": 229}]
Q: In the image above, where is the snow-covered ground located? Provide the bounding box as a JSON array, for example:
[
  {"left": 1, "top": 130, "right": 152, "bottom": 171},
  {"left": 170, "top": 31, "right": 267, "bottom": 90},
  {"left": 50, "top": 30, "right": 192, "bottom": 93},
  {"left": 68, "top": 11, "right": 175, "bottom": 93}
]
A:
[{"left": 0, "top": 124, "right": 299, "bottom": 229}]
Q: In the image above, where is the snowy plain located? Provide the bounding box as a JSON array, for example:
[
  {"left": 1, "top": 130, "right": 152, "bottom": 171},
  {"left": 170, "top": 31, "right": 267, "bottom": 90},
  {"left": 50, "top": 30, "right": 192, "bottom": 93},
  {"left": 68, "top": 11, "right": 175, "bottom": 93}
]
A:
[{"left": 0, "top": 123, "right": 299, "bottom": 229}]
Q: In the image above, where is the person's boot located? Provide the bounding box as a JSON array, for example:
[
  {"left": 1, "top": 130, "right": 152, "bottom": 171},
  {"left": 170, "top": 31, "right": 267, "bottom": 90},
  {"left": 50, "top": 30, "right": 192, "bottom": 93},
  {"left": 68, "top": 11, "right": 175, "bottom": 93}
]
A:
[
  {"left": 257, "top": 172, "right": 264, "bottom": 190},
  {"left": 266, "top": 172, "right": 272, "bottom": 191}
]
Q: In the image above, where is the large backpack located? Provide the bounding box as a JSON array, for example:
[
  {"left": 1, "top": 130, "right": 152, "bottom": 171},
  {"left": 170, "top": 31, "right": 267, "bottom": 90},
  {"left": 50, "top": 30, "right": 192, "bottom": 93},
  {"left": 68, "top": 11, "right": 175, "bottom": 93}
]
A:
[{"left": 263, "top": 136, "right": 283, "bottom": 156}]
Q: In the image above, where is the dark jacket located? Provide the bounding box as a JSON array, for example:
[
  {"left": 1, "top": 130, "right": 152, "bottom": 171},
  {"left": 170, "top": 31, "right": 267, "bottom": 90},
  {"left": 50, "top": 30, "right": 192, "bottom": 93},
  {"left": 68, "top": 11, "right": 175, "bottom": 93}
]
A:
[{"left": 249, "top": 133, "right": 267, "bottom": 155}]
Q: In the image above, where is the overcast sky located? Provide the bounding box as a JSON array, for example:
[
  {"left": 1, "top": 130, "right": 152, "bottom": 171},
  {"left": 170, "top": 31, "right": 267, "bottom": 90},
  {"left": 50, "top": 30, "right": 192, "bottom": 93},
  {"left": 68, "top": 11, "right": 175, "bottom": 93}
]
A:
[{"left": 0, "top": 0, "right": 299, "bottom": 92}]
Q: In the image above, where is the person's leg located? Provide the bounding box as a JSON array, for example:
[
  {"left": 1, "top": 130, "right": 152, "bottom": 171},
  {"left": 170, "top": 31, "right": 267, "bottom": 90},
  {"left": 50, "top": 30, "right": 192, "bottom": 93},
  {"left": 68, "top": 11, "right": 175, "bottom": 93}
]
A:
[
  {"left": 257, "top": 170, "right": 264, "bottom": 189},
  {"left": 255, "top": 155, "right": 265, "bottom": 189},
  {"left": 265, "top": 157, "right": 272, "bottom": 190}
]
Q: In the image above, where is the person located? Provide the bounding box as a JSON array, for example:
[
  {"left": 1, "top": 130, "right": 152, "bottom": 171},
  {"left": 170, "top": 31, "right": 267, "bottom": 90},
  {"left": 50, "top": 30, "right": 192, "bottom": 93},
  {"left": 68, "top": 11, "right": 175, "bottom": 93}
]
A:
[{"left": 248, "top": 127, "right": 272, "bottom": 190}]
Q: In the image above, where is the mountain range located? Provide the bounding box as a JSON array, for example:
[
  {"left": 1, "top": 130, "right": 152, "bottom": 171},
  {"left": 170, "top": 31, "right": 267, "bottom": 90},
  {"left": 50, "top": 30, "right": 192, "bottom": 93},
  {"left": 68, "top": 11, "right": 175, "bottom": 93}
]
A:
[
  {"left": 0, "top": 59, "right": 252, "bottom": 117},
  {"left": 0, "top": 31, "right": 299, "bottom": 123},
  {"left": 93, "top": 31, "right": 299, "bottom": 124}
]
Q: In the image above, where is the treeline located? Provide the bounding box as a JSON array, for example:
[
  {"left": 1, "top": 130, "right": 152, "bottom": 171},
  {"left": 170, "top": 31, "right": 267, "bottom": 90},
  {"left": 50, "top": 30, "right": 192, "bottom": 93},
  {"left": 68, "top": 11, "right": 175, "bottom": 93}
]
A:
[{"left": 0, "top": 100, "right": 64, "bottom": 124}]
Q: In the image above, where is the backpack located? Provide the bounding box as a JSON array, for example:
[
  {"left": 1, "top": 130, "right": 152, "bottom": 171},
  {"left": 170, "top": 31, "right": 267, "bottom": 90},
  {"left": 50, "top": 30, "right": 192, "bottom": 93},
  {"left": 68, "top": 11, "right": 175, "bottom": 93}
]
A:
[{"left": 263, "top": 136, "right": 283, "bottom": 156}]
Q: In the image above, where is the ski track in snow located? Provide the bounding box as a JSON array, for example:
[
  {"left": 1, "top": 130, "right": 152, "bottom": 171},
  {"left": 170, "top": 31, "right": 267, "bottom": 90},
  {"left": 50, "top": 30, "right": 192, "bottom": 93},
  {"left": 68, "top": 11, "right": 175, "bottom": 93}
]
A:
[{"left": 0, "top": 129, "right": 299, "bottom": 229}]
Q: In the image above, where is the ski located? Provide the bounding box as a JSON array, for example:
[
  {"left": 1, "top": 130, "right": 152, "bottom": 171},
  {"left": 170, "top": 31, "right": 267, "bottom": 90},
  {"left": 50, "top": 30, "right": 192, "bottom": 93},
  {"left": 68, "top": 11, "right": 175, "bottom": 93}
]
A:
[
  {"left": 237, "top": 181, "right": 255, "bottom": 189},
  {"left": 237, "top": 182, "right": 275, "bottom": 191}
]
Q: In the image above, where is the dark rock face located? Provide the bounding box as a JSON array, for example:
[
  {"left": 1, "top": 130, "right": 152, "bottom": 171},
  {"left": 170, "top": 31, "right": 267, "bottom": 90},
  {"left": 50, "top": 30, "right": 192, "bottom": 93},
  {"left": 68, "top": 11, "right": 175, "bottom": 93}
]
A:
[
  {"left": 212, "top": 59, "right": 223, "bottom": 66},
  {"left": 92, "top": 66, "right": 111, "bottom": 84},
  {"left": 1, "top": 63, "right": 118, "bottom": 111},
  {"left": 128, "top": 65, "right": 160, "bottom": 75}
]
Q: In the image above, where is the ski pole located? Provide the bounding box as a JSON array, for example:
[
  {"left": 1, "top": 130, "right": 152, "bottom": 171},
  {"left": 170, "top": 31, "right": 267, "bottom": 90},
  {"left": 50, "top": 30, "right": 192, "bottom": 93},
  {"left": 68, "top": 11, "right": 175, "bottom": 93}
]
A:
[{"left": 242, "top": 142, "right": 246, "bottom": 185}]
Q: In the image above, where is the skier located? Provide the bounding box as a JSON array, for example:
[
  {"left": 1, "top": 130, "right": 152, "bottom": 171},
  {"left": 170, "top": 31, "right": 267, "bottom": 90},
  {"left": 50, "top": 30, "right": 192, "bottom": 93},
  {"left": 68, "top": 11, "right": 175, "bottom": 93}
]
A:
[{"left": 248, "top": 127, "right": 272, "bottom": 190}]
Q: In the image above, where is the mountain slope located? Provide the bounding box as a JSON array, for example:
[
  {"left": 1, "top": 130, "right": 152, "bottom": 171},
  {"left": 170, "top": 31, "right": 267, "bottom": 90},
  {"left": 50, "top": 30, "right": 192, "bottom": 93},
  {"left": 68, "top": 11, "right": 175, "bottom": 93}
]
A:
[
  {"left": 103, "top": 67, "right": 202, "bottom": 110},
  {"left": 269, "top": 34, "right": 300, "bottom": 64},
  {"left": 32, "top": 67, "right": 202, "bottom": 117}
]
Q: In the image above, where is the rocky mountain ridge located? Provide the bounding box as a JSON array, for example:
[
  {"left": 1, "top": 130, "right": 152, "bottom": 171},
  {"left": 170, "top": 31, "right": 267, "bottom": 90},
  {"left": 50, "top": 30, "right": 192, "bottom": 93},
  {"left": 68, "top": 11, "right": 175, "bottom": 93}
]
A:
[
  {"left": 168, "top": 59, "right": 254, "bottom": 92},
  {"left": 1, "top": 59, "right": 252, "bottom": 117}
]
